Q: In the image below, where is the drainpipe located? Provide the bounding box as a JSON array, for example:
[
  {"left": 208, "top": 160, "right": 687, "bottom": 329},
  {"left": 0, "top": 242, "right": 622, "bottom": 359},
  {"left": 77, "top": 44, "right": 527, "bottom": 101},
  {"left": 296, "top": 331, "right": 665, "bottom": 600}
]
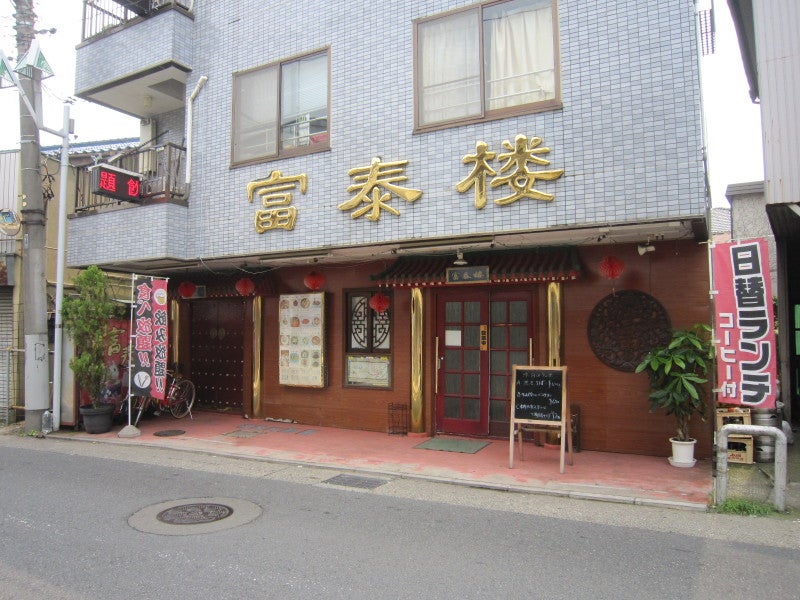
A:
[{"left": 184, "top": 75, "right": 208, "bottom": 201}]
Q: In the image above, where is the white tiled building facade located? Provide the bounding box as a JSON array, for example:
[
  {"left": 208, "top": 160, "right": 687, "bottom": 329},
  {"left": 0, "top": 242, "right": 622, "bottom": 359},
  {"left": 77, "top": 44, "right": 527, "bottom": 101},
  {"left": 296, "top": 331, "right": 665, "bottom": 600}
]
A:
[
  {"left": 67, "top": 0, "right": 712, "bottom": 453},
  {"left": 69, "top": 0, "right": 706, "bottom": 266}
]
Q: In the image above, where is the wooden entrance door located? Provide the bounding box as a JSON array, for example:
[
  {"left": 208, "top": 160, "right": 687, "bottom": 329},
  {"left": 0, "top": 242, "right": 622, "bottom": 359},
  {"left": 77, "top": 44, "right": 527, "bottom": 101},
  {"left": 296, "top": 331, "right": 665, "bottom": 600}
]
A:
[
  {"left": 190, "top": 299, "right": 246, "bottom": 412},
  {"left": 436, "top": 290, "right": 533, "bottom": 436}
]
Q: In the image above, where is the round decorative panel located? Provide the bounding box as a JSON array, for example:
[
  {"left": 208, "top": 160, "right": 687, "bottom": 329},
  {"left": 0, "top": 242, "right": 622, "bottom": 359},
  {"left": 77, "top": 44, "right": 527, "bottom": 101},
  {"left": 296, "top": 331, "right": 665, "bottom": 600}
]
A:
[{"left": 587, "top": 290, "right": 671, "bottom": 372}]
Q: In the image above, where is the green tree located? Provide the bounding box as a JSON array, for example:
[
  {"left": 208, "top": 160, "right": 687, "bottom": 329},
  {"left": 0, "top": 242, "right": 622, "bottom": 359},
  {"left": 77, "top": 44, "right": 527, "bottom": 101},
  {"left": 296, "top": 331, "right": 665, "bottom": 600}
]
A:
[{"left": 61, "top": 266, "right": 124, "bottom": 405}]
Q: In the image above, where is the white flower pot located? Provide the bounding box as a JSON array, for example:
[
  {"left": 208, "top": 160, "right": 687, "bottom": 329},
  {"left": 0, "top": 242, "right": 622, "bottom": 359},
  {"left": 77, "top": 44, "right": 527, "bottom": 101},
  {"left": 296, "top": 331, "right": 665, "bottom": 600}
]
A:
[{"left": 668, "top": 437, "right": 696, "bottom": 468}]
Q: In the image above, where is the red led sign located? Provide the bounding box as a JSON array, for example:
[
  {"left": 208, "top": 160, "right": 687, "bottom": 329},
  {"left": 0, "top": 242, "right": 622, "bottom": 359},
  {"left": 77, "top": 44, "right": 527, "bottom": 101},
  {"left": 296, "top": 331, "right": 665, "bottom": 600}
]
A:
[{"left": 91, "top": 164, "right": 142, "bottom": 202}]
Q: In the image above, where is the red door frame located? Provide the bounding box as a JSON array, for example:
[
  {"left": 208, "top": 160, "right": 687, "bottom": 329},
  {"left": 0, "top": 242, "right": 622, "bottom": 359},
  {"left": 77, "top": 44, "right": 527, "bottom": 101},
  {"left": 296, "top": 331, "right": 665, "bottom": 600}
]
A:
[
  {"left": 434, "top": 289, "right": 535, "bottom": 436},
  {"left": 435, "top": 290, "right": 490, "bottom": 435}
]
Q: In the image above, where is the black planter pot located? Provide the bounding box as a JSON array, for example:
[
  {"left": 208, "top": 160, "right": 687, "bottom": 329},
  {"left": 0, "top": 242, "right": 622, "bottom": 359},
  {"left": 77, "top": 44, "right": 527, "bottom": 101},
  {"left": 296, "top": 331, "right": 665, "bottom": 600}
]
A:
[{"left": 79, "top": 404, "right": 114, "bottom": 434}]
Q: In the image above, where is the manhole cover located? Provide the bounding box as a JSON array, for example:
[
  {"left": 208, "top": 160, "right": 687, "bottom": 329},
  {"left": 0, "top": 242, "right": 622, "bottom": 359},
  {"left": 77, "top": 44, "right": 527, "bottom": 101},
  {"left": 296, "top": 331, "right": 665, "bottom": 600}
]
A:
[
  {"left": 157, "top": 503, "right": 233, "bottom": 524},
  {"left": 129, "top": 497, "right": 261, "bottom": 536},
  {"left": 324, "top": 474, "right": 388, "bottom": 489},
  {"left": 154, "top": 429, "right": 185, "bottom": 437}
]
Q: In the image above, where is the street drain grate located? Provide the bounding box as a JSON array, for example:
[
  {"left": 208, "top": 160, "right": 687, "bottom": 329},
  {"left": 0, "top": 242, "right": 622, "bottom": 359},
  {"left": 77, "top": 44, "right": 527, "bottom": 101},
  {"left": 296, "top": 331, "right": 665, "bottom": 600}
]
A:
[
  {"left": 154, "top": 429, "right": 185, "bottom": 437},
  {"left": 157, "top": 503, "right": 233, "bottom": 525},
  {"left": 324, "top": 474, "right": 388, "bottom": 489}
]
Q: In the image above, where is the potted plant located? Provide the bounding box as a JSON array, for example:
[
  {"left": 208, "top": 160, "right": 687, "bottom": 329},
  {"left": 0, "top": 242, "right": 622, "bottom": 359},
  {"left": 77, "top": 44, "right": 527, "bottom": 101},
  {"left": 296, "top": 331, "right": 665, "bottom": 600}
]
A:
[
  {"left": 635, "top": 324, "right": 713, "bottom": 467},
  {"left": 62, "top": 266, "right": 125, "bottom": 434}
]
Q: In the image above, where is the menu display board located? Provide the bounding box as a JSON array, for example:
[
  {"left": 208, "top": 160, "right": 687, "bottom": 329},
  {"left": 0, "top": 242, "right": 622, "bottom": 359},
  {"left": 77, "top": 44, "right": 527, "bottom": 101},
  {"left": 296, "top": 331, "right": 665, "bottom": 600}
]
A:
[
  {"left": 508, "top": 365, "right": 572, "bottom": 472},
  {"left": 512, "top": 366, "right": 564, "bottom": 422},
  {"left": 278, "top": 293, "right": 325, "bottom": 387}
]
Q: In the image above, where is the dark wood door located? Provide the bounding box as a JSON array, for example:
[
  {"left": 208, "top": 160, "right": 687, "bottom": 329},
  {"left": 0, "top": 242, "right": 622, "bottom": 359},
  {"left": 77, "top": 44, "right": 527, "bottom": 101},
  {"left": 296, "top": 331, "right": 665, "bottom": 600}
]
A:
[{"left": 190, "top": 299, "right": 246, "bottom": 412}]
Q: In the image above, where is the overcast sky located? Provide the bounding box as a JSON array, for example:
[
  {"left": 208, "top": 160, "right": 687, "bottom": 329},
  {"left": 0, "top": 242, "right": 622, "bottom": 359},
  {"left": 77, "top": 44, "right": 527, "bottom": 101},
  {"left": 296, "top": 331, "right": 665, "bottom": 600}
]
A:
[{"left": 0, "top": 0, "right": 763, "bottom": 208}]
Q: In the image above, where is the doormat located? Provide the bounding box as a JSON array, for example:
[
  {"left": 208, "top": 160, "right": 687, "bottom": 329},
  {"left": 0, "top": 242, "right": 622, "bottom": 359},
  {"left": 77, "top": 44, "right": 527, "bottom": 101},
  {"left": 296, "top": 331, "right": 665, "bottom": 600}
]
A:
[
  {"left": 415, "top": 438, "right": 489, "bottom": 454},
  {"left": 154, "top": 430, "right": 185, "bottom": 437},
  {"left": 224, "top": 430, "right": 260, "bottom": 438}
]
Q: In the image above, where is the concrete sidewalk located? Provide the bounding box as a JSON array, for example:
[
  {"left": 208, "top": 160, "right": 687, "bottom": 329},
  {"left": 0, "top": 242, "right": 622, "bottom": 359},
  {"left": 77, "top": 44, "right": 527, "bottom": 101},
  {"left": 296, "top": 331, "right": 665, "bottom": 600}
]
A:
[{"left": 47, "top": 411, "right": 716, "bottom": 511}]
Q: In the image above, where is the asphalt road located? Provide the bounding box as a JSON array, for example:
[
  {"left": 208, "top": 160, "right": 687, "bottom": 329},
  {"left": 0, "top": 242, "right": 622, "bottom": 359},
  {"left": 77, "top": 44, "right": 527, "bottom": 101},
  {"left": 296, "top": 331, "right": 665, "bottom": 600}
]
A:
[{"left": 1, "top": 432, "right": 798, "bottom": 600}]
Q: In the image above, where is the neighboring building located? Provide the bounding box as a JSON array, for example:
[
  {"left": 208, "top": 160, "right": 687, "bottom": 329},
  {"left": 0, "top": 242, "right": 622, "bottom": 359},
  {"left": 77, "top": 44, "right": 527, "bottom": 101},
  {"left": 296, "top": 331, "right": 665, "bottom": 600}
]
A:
[
  {"left": 70, "top": 0, "right": 711, "bottom": 457},
  {"left": 729, "top": 0, "right": 800, "bottom": 423},
  {"left": 724, "top": 181, "right": 777, "bottom": 294},
  {"left": 0, "top": 150, "right": 21, "bottom": 424},
  {"left": 711, "top": 205, "right": 731, "bottom": 242},
  {"left": 0, "top": 139, "right": 138, "bottom": 425}
]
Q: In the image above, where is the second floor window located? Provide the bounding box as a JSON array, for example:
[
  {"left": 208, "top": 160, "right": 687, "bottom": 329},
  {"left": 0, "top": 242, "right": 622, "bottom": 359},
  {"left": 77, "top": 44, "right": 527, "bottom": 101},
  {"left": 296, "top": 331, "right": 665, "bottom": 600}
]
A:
[
  {"left": 232, "top": 49, "right": 329, "bottom": 165},
  {"left": 415, "top": 0, "right": 559, "bottom": 130}
]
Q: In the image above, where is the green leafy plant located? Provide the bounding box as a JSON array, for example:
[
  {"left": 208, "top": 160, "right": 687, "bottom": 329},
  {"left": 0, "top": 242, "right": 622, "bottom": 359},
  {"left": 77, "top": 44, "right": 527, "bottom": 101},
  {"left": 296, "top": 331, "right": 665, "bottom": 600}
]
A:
[
  {"left": 61, "top": 266, "right": 125, "bottom": 407},
  {"left": 715, "top": 498, "right": 775, "bottom": 516},
  {"left": 635, "top": 324, "right": 713, "bottom": 442}
]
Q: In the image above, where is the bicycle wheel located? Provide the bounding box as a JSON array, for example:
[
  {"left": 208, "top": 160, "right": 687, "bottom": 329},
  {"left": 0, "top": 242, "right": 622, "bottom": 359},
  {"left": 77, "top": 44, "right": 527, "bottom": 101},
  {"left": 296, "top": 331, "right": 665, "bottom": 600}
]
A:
[
  {"left": 169, "top": 379, "right": 196, "bottom": 418},
  {"left": 131, "top": 396, "right": 150, "bottom": 427}
]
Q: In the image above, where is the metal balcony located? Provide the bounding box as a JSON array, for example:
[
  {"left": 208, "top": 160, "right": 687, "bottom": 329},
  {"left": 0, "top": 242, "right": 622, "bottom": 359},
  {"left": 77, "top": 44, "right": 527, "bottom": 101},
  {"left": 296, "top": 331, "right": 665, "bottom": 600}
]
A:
[
  {"left": 77, "top": 1, "right": 194, "bottom": 119},
  {"left": 82, "top": 1, "right": 193, "bottom": 41},
  {"left": 73, "top": 142, "right": 187, "bottom": 213}
]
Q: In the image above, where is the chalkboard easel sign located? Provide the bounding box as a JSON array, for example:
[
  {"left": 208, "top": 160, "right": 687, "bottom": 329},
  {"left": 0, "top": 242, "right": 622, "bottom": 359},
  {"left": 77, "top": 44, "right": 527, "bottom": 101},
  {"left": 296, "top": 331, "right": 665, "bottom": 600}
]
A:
[{"left": 508, "top": 365, "right": 573, "bottom": 473}]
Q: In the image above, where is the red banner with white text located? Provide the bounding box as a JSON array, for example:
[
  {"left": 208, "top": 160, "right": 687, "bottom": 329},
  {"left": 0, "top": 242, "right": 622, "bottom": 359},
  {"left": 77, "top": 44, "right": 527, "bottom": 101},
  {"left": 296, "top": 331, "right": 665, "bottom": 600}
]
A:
[
  {"left": 129, "top": 276, "right": 169, "bottom": 400},
  {"left": 712, "top": 238, "right": 776, "bottom": 409}
]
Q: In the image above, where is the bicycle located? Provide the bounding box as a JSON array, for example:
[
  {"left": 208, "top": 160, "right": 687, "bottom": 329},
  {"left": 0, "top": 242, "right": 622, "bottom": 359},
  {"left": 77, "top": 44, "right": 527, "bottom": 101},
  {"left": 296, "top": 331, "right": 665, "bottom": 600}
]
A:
[{"left": 128, "top": 370, "right": 196, "bottom": 427}]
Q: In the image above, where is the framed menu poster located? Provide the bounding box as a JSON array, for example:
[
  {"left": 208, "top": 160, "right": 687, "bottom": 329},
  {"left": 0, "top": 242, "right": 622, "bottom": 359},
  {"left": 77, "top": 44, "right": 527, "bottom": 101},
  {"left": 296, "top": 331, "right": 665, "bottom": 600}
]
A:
[{"left": 278, "top": 292, "right": 326, "bottom": 387}]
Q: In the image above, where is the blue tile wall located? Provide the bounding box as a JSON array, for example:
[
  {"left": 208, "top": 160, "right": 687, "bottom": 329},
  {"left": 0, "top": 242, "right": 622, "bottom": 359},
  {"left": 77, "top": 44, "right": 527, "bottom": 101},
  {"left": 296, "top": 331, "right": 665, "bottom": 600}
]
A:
[{"left": 68, "top": 0, "right": 706, "bottom": 265}]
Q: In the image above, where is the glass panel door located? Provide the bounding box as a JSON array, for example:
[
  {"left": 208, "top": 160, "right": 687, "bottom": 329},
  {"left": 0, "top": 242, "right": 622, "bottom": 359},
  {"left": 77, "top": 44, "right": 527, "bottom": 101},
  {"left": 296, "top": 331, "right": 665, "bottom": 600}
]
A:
[
  {"left": 436, "top": 291, "right": 489, "bottom": 435},
  {"left": 488, "top": 294, "right": 531, "bottom": 436}
]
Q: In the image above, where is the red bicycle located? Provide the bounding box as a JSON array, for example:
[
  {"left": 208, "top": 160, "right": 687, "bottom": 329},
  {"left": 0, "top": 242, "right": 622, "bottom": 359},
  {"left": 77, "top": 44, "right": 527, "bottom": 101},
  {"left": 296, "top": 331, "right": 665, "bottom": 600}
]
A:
[{"left": 129, "top": 370, "right": 196, "bottom": 427}]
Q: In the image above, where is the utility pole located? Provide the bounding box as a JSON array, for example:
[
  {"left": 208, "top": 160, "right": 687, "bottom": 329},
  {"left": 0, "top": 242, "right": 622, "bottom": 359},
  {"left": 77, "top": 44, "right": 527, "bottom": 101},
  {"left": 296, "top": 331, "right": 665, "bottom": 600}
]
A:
[{"left": 14, "top": 0, "right": 49, "bottom": 433}]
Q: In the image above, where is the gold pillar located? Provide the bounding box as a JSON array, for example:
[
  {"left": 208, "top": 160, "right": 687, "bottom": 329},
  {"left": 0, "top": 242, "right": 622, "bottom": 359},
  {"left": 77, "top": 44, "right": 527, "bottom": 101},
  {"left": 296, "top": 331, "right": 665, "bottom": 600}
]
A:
[
  {"left": 547, "top": 282, "right": 562, "bottom": 367},
  {"left": 410, "top": 287, "right": 424, "bottom": 433},
  {"left": 252, "top": 296, "right": 263, "bottom": 416},
  {"left": 170, "top": 299, "right": 180, "bottom": 369}
]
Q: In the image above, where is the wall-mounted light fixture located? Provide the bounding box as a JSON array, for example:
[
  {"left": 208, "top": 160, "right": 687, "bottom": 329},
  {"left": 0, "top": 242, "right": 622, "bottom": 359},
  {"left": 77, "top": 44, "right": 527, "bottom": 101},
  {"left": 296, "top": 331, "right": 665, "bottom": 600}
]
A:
[
  {"left": 453, "top": 249, "right": 468, "bottom": 266},
  {"left": 637, "top": 244, "right": 656, "bottom": 256}
]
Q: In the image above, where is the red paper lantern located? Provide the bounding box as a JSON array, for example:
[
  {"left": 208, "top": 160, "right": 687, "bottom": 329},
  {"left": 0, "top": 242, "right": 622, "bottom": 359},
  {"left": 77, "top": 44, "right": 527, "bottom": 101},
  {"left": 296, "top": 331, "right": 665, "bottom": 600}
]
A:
[
  {"left": 235, "top": 277, "right": 255, "bottom": 296},
  {"left": 178, "top": 281, "right": 197, "bottom": 299},
  {"left": 599, "top": 256, "right": 624, "bottom": 280},
  {"left": 303, "top": 271, "right": 325, "bottom": 291},
  {"left": 368, "top": 291, "right": 390, "bottom": 313}
]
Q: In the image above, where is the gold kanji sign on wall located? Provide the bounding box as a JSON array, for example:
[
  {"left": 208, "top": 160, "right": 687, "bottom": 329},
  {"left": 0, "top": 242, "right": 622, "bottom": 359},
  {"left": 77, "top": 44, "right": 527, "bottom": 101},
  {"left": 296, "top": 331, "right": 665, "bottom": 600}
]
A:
[
  {"left": 339, "top": 157, "right": 422, "bottom": 221},
  {"left": 247, "top": 170, "right": 308, "bottom": 232},
  {"left": 457, "top": 135, "right": 565, "bottom": 207}
]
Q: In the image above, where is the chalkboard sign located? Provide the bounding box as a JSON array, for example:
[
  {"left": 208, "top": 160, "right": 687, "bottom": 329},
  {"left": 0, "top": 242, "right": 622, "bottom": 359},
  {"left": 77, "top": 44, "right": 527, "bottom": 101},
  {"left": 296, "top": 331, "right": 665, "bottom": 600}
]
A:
[
  {"left": 511, "top": 366, "right": 565, "bottom": 423},
  {"left": 508, "top": 365, "right": 571, "bottom": 472}
]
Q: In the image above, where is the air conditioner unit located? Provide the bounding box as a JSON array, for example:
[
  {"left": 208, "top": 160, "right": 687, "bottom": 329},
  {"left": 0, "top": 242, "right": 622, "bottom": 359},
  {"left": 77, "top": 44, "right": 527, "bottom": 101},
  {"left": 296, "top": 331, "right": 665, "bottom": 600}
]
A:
[{"left": 142, "top": 176, "right": 166, "bottom": 197}]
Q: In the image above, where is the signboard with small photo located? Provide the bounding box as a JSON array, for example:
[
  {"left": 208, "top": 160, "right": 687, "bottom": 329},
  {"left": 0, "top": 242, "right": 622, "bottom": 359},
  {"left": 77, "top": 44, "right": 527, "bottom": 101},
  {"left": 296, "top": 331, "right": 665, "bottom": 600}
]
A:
[{"left": 278, "top": 292, "right": 326, "bottom": 387}]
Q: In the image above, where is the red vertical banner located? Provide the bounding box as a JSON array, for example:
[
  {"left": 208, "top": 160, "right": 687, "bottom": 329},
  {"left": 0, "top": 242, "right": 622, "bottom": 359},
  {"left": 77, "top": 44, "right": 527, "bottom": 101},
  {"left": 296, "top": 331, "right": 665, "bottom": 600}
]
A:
[
  {"left": 81, "top": 318, "right": 129, "bottom": 408},
  {"left": 130, "top": 276, "right": 169, "bottom": 400},
  {"left": 712, "top": 238, "right": 777, "bottom": 409}
]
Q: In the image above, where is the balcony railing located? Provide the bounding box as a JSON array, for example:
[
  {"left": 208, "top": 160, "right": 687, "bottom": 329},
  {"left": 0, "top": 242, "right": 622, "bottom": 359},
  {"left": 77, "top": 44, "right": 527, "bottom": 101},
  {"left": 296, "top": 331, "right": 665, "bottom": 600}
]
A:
[
  {"left": 74, "top": 143, "right": 187, "bottom": 213},
  {"left": 82, "top": 0, "right": 192, "bottom": 41}
]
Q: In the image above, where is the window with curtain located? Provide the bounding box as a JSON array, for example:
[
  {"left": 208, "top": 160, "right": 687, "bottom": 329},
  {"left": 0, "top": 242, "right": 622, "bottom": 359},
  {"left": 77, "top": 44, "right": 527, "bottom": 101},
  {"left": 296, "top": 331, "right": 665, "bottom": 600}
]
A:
[
  {"left": 232, "top": 49, "right": 329, "bottom": 165},
  {"left": 415, "top": 0, "right": 558, "bottom": 129}
]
